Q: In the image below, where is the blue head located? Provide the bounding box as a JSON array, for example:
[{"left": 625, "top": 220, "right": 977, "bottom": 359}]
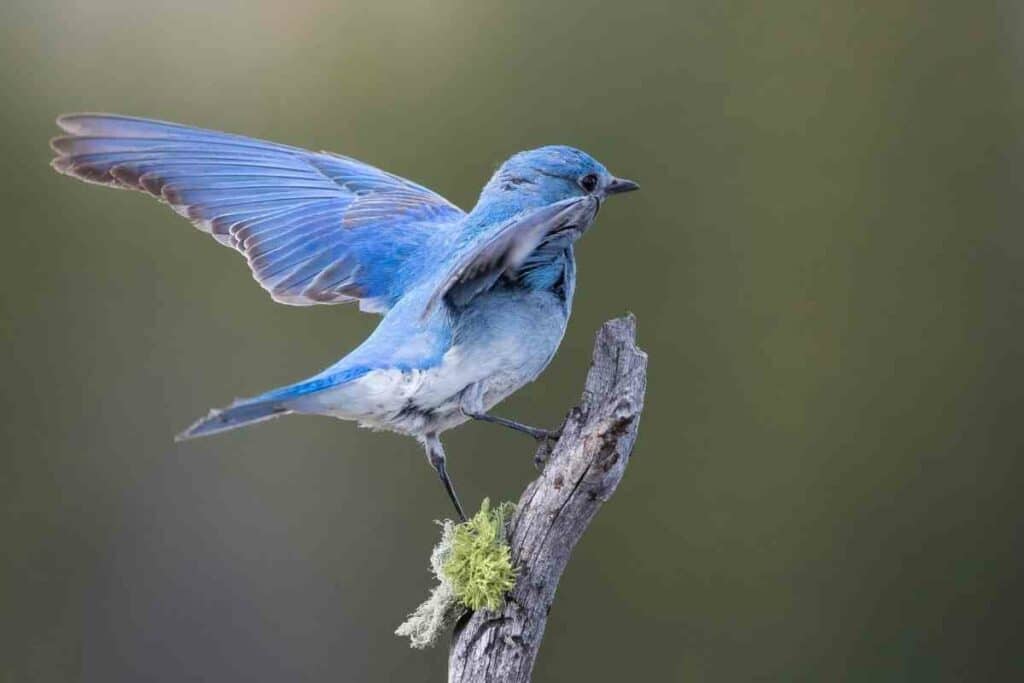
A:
[{"left": 472, "top": 145, "right": 638, "bottom": 220}]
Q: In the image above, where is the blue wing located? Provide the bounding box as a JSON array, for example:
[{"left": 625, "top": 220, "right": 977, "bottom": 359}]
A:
[
  {"left": 420, "top": 196, "right": 598, "bottom": 319},
  {"left": 51, "top": 114, "right": 464, "bottom": 312}
]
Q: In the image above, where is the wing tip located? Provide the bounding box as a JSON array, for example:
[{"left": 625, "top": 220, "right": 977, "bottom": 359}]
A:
[
  {"left": 49, "top": 134, "right": 71, "bottom": 154},
  {"left": 55, "top": 112, "right": 114, "bottom": 135},
  {"left": 49, "top": 154, "right": 70, "bottom": 174},
  {"left": 54, "top": 112, "right": 80, "bottom": 134}
]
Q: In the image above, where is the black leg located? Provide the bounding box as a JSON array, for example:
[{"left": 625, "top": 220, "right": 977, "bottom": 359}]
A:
[
  {"left": 463, "top": 410, "right": 560, "bottom": 441},
  {"left": 423, "top": 434, "right": 466, "bottom": 521},
  {"left": 435, "top": 457, "right": 467, "bottom": 523}
]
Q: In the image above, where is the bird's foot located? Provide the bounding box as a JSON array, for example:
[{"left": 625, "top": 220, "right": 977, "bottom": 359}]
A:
[
  {"left": 532, "top": 432, "right": 562, "bottom": 469},
  {"left": 461, "top": 407, "right": 563, "bottom": 470},
  {"left": 523, "top": 425, "right": 562, "bottom": 442},
  {"left": 463, "top": 410, "right": 560, "bottom": 442}
]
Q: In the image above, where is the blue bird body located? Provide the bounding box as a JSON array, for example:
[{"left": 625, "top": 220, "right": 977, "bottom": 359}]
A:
[{"left": 51, "top": 114, "right": 637, "bottom": 518}]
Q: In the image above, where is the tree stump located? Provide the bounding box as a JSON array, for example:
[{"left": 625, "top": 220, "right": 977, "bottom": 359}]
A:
[{"left": 449, "top": 314, "right": 648, "bottom": 682}]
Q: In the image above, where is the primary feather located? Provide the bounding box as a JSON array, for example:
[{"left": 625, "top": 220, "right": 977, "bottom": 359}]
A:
[{"left": 50, "top": 114, "right": 464, "bottom": 311}]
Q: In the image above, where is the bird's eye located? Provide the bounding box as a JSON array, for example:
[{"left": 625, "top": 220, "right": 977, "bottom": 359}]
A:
[{"left": 579, "top": 173, "right": 599, "bottom": 193}]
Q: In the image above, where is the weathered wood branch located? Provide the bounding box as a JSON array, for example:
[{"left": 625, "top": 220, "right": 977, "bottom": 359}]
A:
[{"left": 449, "top": 314, "right": 648, "bottom": 683}]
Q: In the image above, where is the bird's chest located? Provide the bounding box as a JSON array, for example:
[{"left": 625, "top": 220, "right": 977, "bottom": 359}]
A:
[{"left": 433, "top": 289, "right": 568, "bottom": 402}]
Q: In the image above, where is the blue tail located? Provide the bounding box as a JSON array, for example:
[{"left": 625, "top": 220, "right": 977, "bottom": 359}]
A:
[
  {"left": 175, "top": 367, "right": 370, "bottom": 441},
  {"left": 176, "top": 397, "right": 289, "bottom": 441}
]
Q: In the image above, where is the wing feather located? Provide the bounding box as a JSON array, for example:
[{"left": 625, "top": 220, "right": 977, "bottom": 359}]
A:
[
  {"left": 421, "top": 196, "right": 598, "bottom": 319},
  {"left": 51, "top": 114, "right": 464, "bottom": 311}
]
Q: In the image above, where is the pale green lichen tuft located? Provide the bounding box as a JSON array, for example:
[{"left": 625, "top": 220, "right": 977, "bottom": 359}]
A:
[
  {"left": 443, "top": 498, "right": 517, "bottom": 612},
  {"left": 395, "top": 520, "right": 462, "bottom": 649},
  {"left": 396, "top": 499, "right": 516, "bottom": 648}
]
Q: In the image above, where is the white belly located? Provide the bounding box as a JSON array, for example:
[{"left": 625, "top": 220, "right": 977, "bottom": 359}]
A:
[{"left": 294, "top": 289, "right": 568, "bottom": 436}]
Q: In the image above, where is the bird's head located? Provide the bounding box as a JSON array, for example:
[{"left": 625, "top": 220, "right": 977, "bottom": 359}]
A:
[{"left": 474, "top": 145, "right": 638, "bottom": 218}]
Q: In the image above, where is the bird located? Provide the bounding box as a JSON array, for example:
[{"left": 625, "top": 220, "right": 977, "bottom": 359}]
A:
[{"left": 50, "top": 113, "right": 639, "bottom": 520}]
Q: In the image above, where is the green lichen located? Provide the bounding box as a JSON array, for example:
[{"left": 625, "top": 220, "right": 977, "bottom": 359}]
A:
[
  {"left": 443, "top": 498, "right": 517, "bottom": 611},
  {"left": 395, "top": 520, "right": 462, "bottom": 649},
  {"left": 396, "top": 499, "right": 516, "bottom": 648}
]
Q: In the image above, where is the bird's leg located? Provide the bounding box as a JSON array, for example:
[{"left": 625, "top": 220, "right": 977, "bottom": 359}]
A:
[
  {"left": 421, "top": 434, "right": 466, "bottom": 522},
  {"left": 465, "top": 411, "right": 560, "bottom": 441},
  {"left": 460, "top": 386, "right": 561, "bottom": 442}
]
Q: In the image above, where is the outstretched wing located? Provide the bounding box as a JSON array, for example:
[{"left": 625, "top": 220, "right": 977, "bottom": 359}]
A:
[
  {"left": 51, "top": 114, "right": 464, "bottom": 312},
  {"left": 421, "top": 196, "right": 598, "bottom": 319}
]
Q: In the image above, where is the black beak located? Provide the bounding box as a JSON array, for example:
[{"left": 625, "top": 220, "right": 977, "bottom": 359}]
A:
[{"left": 605, "top": 177, "right": 640, "bottom": 196}]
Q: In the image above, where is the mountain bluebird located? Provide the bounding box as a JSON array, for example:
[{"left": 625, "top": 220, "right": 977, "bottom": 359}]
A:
[{"left": 51, "top": 114, "right": 638, "bottom": 519}]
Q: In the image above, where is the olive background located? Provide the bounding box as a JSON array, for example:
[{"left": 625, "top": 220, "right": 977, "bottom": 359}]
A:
[{"left": 1, "top": 1, "right": 1022, "bottom": 680}]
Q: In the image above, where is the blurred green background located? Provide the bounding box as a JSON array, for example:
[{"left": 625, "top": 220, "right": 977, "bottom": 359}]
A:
[{"left": 2, "top": 0, "right": 1022, "bottom": 680}]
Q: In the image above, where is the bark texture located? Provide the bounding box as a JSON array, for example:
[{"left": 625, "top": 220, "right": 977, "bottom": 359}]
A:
[{"left": 449, "top": 314, "right": 648, "bottom": 682}]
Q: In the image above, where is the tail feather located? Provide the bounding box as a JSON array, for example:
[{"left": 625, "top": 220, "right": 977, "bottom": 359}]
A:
[
  {"left": 174, "top": 366, "right": 370, "bottom": 441},
  {"left": 175, "top": 398, "right": 291, "bottom": 441}
]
